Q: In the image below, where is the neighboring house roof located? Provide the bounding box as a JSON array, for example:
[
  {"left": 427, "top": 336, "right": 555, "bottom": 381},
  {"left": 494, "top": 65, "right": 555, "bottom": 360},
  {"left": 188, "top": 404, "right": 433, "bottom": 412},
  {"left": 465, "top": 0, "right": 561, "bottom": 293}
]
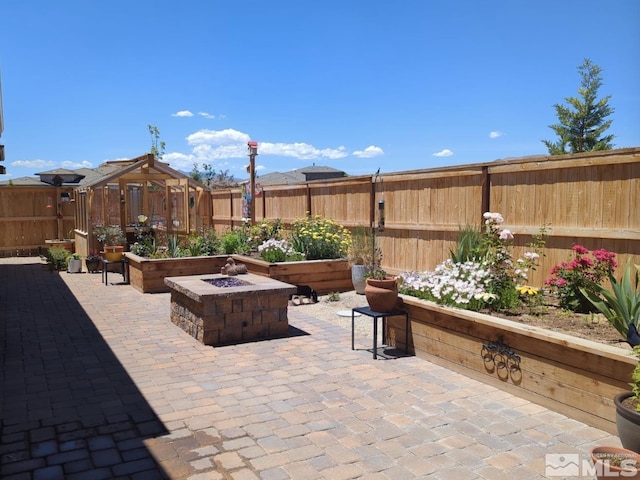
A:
[
  {"left": 256, "top": 165, "right": 346, "bottom": 186},
  {"left": 0, "top": 154, "right": 206, "bottom": 189},
  {"left": 35, "top": 168, "right": 86, "bottom": 186},
  {"left": 0, "top": 176, "right": 44, "bottom": 186}
]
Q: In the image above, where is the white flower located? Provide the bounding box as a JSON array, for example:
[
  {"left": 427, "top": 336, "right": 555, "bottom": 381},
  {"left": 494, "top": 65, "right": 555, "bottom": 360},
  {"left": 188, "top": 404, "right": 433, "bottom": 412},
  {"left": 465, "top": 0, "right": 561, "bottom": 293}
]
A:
[
  {"left": 499, "top": 229, "right": 514, "bottom": 240},
  {"left": 483, "top": 212, "right": 504, "bottom": 224}
]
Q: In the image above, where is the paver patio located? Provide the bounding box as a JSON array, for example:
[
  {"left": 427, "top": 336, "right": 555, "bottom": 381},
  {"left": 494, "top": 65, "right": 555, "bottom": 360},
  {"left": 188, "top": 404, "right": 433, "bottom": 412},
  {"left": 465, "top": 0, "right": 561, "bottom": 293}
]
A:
[{"left": 0, "top": 257, "right": 623, "bottom": 479}]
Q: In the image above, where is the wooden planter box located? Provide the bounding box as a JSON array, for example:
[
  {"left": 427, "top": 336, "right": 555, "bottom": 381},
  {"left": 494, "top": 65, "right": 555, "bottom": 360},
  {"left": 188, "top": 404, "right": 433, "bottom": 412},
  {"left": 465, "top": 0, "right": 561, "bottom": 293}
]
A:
[
  {"left": 232, "top": 255, "right": 352, "bottom": 294},
  {"left": 385, "top": 294, "right": 636, "bottom": 434},
  {"left": 126, "top": 253, "right": 229, "bottom": 293},
  {"left": 45, "top": 239, "right": 75, "bottom": 253},
  {"left": 126, "top": 253, "right": 352, "bottom": 294}
]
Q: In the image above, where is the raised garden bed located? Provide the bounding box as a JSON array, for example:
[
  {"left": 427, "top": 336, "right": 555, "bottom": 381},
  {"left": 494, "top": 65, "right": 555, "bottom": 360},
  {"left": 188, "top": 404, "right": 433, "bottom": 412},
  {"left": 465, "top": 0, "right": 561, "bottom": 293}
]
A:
[
  {"left": 125, "top": 252, "right": 352, "bottom": 294},
  {"left": 385, "top": 294, "right": 636, "bottom": 434},
  {"left": 125, "top": 253, "right": 228, "bottom": 293},
  {"left": 232, "top": 255, "right": 352, "bottom": 294}
]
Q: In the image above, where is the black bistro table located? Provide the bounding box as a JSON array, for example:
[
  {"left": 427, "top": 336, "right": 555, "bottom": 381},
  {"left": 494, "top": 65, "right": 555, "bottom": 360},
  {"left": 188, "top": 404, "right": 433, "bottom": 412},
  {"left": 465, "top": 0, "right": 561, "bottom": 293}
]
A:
[
  {"left": 101, "top": 257, "right": 129, "bottom": 286},
  {"left": 351, "top": 306, "right": 409, "bottom": 359}
]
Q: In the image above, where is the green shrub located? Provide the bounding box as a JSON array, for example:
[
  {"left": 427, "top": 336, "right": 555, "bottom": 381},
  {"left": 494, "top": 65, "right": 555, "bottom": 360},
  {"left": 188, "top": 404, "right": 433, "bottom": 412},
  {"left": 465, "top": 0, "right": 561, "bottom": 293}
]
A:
[{"left": 45, "top": 246, "right": 71, "bottom": 271}]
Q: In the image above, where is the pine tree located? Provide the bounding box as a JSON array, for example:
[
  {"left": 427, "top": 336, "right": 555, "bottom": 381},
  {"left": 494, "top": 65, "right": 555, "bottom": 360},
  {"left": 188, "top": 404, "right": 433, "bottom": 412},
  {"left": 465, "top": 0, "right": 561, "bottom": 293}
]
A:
[{"left": 542, "top": 59, "right": 615, "bottom": 155}]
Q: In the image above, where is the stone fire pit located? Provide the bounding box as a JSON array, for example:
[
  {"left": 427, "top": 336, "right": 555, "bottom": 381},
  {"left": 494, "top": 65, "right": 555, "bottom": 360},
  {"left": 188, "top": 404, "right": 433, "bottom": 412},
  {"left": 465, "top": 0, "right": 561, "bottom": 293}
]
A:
[{"left": 165, "top": 273, "right": 297, "bottom": 346}]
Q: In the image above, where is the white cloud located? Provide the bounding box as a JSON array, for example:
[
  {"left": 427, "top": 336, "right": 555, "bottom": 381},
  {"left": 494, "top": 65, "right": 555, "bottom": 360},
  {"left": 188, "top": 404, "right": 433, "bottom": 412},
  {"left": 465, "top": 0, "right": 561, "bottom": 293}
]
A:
[
  {"left": 433, "top": 149, "right": 453, "bottom": 157},
  {"left": 489, "top": 131, "right": 503, "bottom": 139},
  {"left": 163, "top": 152, "right": 195, "bottom": 170},
  {"left": 198, "top": 112, "right": 215, "bottom": 119},
  {"left": 260, "top": 142, "right": 348, "bottom": 160},
  {"left": 173, "top": 128, "right": 372, "bottom": 173},
  {"left": 353, "top": 145, "right": 384, "bottom": 158},
  {"left": 11, "top": 159, "right": 55, "bottom": 168},
  {"left": 187, "top": 128, "right": 251, "bottom": 147},
  {"left": 172, "top": 110, "right": 194, "bottom": 117},
  {"left": 61, "top": 160, "right": 93, "bottom": 169}
]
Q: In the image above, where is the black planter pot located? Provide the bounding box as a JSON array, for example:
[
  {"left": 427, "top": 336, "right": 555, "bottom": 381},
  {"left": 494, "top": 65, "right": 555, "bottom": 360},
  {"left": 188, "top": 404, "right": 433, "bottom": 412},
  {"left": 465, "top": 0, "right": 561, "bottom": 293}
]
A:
[
  {"left": 85, "top": 258, "right": 102, "bottom": 273},
  {"left": 615, "top": 391, "right": 640, "bottom": 453}
]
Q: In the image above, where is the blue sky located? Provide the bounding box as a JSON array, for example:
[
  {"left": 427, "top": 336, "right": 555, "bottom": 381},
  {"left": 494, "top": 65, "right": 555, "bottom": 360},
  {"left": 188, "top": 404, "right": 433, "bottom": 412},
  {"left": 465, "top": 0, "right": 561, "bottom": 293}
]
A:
[{"left": 1, "top": 0, "right": 638, "bottom": 181}]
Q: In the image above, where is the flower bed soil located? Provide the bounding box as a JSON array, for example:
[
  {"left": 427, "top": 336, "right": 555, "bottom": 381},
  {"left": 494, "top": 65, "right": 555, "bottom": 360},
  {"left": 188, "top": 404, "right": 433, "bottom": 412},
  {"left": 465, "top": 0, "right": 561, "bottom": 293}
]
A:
[{"left": 489, "top": 298, "right": 633, "bottom": 351}]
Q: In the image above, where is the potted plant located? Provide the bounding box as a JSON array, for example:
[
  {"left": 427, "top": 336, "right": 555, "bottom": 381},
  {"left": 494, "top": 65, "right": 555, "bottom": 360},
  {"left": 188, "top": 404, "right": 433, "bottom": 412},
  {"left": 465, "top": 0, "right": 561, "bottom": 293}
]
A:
[
  {"left": 348, "top": 226, "right": 379, "bottom": 294},
  {"left": 615, "top": 347, "right": 640, "bottom": 453},
  {"left": 85, "top": 252, "right": 102, "bottom": 273},
  {"left": 95, "top": 225, "right": 126, "bottom": 261},
  {"left": 67, "top": 253, "right": 82, "bottom": 273},
  {"left": 582, "top": 262, "right": 640, "bottom": 452},
  {"left": 365, "top": 267, "right": 399, "bottom": 313},
  {"left": 590, "top": 445, "right": 640, "bottom": 479}
]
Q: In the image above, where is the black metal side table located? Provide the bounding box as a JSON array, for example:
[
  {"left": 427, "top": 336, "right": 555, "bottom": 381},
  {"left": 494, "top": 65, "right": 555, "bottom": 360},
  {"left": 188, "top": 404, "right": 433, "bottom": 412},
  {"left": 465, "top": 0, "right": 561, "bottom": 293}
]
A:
[
  {"left": 102, "top": 257, "right": 129, "bottom": 285},
  {"left": 351, "top": 306, "right": 409, "bottom": 359}
]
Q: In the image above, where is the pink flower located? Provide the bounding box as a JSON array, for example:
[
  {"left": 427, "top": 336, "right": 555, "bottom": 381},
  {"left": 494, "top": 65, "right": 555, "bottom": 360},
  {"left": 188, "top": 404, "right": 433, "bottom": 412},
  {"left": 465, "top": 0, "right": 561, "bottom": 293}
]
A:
[
  {"left": 592, "top": 249, "right": 618, "bottom": 268},
  {"left": 579, "top": 257, "right": 594, "bottom": 268},
  {"left": 572, "top": 245, "right": 589, "bottom": 255},
  {"left": 499, "top": 229, "right": 513, "bottom": 240}
]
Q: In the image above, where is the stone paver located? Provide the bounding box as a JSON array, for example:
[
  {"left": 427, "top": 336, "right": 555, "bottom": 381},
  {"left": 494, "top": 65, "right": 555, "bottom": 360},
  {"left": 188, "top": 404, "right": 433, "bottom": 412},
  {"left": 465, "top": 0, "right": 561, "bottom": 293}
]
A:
[{"left": 0, "top": 257, "right": 623, "bottom": 479}]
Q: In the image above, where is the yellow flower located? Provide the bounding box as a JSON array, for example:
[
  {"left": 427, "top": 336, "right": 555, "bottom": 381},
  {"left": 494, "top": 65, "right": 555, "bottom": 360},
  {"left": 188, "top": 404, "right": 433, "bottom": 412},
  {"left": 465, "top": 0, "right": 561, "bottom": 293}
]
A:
[{"left": 516, "top": 285, "right": 539, "bottom": 296}]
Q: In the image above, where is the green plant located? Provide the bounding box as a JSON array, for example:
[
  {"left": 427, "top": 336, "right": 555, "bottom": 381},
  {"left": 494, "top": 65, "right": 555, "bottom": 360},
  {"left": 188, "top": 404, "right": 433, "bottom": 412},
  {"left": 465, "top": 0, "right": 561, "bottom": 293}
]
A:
[
  {"left": 95, "top": 225, "right": 126, "bottom": 246},
  {"left": 221, "top": 231, "right": 242, "bottom": 255},
  {"left": 70, "top": 253, "right": 81, "bottom": 260},
  {"left": 580, "top": 262, "right": 640, "bottom": 345},
  {"left": 450, "top": 224, "right": 484, "bottom": 263},
  {"left": 327, "top": 292, "right": 340, "bottom": 302},
  {"left": 197, "top": 228, "right": 222, "bottom": 255},
  {"left": 45, "top": 246, "right": 71, "bottom": 271},
  {"left": 547, "top": 245, "right": 618, "bottom": 313},
  {"left": 289, "top": 215, "right": 351, "bottom": 260},
  {"left": 130, "top": 236, "right": 157, "bottom": 257},
  {"left": 631, "top": 346, "right": 640, "bottom": 411},
  {"left": 367, "top": 267, "right": 388, "bottom": 280},
  {"left": 167, "top": 234, "right": 184, "bottom": 258}
]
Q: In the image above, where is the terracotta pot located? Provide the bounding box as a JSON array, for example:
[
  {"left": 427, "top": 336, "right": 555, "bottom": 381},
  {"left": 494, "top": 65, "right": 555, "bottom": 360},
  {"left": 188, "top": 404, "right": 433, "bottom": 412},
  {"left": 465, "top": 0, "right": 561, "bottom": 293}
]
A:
[
  {"left": 365, "top": 277, "right": 398, "bottom": 313},
  {"left": 590, "top": 445, "right": 640, "bottom": 479},
  {"left": 615, "top": 391, "right": 640, "bottom": 453}
]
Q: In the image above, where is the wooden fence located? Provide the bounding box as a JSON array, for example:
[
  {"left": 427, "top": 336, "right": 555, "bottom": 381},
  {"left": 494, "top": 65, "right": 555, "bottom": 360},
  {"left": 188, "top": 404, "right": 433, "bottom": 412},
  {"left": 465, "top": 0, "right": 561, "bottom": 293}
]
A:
[
  {"left": 0, "top": 186, "right": 76, "bottom": 256},
  {"left": 210, "top": 147, "right": 640, "bottom": 287},
  {"left": 1, "top": 147, "right": 638, "bottom": 286}
]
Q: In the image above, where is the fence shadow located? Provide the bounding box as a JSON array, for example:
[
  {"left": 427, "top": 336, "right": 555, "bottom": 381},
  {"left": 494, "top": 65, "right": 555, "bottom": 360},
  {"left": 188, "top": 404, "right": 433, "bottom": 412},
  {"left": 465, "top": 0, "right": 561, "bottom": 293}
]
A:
[{"left": 0, "top": 260, "right": 169, "bottom": 478}]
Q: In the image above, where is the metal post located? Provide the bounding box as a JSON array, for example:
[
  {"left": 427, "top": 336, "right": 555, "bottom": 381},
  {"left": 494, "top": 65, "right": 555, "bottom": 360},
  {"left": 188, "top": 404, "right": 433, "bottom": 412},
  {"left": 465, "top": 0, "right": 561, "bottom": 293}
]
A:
[{"left": 247, "top": 141, "right": 258, "bottom": 224}]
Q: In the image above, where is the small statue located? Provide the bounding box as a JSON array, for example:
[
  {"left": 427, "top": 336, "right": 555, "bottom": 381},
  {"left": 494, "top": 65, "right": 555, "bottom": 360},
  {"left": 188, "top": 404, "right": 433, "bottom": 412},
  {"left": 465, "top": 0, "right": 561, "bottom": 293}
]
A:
[{"left": 221, "top": 257, "right": 247, "bottom": 276}]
